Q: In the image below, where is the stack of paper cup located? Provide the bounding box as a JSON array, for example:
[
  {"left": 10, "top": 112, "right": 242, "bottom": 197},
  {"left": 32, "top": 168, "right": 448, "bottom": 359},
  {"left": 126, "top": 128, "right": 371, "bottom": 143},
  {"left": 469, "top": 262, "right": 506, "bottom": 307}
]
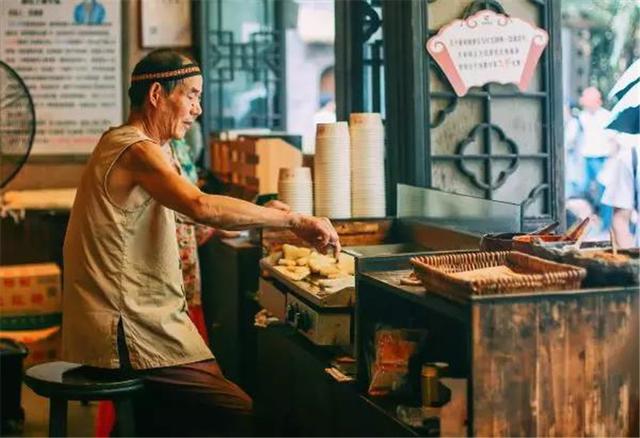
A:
[
  {"left": 278, "top": 167, "right": 313, "bottom": 215},
  {"left": 314, "top": 122, "right": 351, "bottom": 218},
  {"left": 350, "top": 113, "right": 386, "bottom": 217}
]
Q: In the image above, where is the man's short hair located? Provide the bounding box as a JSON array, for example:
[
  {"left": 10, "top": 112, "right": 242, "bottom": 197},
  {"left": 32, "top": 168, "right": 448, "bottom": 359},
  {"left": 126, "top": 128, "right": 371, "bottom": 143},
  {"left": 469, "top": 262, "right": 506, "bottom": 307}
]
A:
[{"left": 128, "top": 49, "right": 198, "bottom": 110}]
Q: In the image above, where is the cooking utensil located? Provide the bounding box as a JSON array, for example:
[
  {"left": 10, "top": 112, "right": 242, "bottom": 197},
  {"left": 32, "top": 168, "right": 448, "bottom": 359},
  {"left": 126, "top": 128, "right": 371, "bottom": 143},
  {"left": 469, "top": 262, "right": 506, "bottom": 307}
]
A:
[
  {"left": 530, "top": 221, "right": 560, "bottom": 235},
  {"left": 563, "top": 216, "right": 591, "bottom": 241},
  {"left": 572, "top": 226, "right": 589, "bottom": 251},
  {"left": 479, "top": 221, "right": 560, "bottom": 252}
]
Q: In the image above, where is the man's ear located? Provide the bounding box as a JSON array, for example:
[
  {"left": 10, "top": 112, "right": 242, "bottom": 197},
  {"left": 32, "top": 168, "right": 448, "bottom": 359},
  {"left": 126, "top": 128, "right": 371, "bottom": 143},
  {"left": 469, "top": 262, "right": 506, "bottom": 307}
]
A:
[{"left": 148, "top": 82, "right": 164, "bottom": 108}]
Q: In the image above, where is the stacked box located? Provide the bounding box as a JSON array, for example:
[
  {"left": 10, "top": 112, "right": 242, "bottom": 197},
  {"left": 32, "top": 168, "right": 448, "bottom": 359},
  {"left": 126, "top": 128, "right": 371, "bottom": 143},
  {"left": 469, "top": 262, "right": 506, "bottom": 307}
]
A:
[
  {"left": 0, "top": 263, "right": 62, "bottom": 365},
  {"left": 0, "top": 263, "right": 61, "bottom": 316}
]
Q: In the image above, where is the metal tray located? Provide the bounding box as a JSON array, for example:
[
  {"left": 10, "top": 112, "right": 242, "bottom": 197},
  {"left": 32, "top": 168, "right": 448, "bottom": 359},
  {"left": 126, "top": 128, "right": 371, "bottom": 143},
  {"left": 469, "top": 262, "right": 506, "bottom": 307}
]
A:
[{"left": 260, "top": 257, "right": 354, "bottom": 308}]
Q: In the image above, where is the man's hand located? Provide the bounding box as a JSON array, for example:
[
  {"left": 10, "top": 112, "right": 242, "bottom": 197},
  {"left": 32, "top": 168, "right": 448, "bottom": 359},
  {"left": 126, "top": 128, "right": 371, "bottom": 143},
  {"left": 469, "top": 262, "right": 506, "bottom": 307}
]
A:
[{"left": 290, "top": 215, "right": 341, "bottom": 255}]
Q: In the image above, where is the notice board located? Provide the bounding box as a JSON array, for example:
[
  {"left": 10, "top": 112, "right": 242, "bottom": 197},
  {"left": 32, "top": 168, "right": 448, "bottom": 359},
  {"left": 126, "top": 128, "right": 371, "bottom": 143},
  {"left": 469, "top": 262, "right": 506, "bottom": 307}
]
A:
[{"left": 0, "top": 0, "right": 123, "bottom": 155}]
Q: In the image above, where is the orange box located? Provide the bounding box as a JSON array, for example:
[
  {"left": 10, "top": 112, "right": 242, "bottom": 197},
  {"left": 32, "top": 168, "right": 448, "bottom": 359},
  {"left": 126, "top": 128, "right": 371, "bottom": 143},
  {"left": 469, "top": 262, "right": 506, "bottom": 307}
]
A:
[
  {"left": 0, "top": 263, "right": 61, "bottom": 316},
  {"left": 0, "top": 326, "right": 61, "bottom": 368}
]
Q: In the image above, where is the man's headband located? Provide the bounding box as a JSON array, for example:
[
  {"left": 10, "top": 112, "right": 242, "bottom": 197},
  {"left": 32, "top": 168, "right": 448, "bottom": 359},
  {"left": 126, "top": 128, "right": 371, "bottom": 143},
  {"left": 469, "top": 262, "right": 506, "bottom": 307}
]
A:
[{"left": 130, "top": 63, "right": 201, "bottom": 83}]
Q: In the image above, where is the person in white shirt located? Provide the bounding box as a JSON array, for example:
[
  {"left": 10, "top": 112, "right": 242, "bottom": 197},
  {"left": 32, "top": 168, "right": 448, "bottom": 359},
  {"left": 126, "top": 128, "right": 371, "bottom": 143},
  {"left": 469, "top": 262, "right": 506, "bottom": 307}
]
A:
[
  {"left": 601, "top": 134, "right": 640, "bottom": 248},
  {"left": 564, "top": 103, "right": 584, "bottom": 198},
  {"left": 577, "top": 87, "right": 614, "bottom": 232}
]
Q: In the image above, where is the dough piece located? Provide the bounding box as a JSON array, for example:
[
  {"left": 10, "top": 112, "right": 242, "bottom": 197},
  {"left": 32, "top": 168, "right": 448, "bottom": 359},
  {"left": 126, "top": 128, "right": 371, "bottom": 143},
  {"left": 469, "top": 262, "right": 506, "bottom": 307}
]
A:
[
  {"left": 297, "top": 257, "right": 309, "bottom": 266},
  {"left": 337, "top": 254, "right": 355, "bottom": 275},
  {"left": 308, "top": 252, "right": 336, "bottom": 273},
  {"left": 275, "top": 265, "right": 310, "bottom": 281},
  {"left": 283, "top": 244, "right": 311, "bottom": 261},
  {"left": 278, "top": 258, "right": 297, "bottom": 267},
  {"left": 319, "top": 265, "right": 343, "bottom": 278}
]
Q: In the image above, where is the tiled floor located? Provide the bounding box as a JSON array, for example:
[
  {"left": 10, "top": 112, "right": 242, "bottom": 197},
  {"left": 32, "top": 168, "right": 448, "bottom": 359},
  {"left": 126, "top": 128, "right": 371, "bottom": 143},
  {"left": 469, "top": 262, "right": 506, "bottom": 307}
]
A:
[{"left": 13, "top": 384, "right": 97, "bottom": 437}]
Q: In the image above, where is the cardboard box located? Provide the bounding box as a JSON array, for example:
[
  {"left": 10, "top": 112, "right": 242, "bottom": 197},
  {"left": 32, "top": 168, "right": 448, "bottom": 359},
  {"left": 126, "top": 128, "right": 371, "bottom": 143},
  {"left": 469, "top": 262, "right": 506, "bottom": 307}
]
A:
[
  {"left": 0, "top": 263, "right": 61, "bottom": 316},
  {"left": 0, "top": 326, "right": 61, "bottom": 368},
  {"left": 210, "top": 137, "right": 303, "bottom": 196}
]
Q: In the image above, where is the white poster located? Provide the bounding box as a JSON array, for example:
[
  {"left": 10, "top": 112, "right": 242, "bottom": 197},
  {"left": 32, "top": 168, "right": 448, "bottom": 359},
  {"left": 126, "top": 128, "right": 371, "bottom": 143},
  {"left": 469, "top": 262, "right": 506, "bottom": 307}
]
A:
[
  {"left": 426, "top": 10, "right": 548, "bottom": 97},
  {"left": 0, "top": 0, "right": 123, "bottom": 155},
  {"left": 141, "top": 0, "right": 191, "bottom": 48}
]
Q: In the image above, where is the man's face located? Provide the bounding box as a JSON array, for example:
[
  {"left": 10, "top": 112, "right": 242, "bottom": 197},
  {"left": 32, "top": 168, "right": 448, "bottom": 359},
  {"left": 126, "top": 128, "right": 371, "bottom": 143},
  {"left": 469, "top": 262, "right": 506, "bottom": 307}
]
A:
[{"left": 156, "top": 75, "right": 203, "bottom": 140}]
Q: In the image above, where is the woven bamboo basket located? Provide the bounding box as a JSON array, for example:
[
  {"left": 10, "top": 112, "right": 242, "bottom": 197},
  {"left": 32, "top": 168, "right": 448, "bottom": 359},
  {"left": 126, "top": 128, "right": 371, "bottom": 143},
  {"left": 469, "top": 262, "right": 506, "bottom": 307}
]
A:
[{"left": 410, "top": 251, "right": 586, "bottom": 301}]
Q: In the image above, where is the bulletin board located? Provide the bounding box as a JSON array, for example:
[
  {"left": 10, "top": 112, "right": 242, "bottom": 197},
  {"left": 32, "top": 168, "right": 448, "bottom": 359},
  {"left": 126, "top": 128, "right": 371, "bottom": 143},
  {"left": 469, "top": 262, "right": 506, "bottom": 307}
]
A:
[{"left": 0, "top": 0, "right": 123, "bottom": 155}]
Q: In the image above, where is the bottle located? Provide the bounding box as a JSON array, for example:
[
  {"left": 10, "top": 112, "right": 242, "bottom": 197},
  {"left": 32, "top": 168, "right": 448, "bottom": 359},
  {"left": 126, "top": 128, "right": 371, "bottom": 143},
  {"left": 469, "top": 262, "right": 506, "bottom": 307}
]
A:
[
  {"left": 421, "top": 362, "right": 449, "bottom": 406},
  {"left": 421, "top": 364, "right": 439, "bottom": 407}
]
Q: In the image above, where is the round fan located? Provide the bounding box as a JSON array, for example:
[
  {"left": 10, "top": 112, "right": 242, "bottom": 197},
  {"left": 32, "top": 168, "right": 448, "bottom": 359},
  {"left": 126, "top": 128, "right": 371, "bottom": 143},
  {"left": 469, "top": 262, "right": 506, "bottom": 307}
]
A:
[{"left": 1, "top": 60, "right": 36, "bottom": 188}]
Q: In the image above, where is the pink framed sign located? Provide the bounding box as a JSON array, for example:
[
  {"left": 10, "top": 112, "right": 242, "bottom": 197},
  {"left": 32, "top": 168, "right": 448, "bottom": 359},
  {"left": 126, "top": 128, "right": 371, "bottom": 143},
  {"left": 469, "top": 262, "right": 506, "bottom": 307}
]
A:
[{"left": 426, "top": 10, "right": 549, "bottom": 97}]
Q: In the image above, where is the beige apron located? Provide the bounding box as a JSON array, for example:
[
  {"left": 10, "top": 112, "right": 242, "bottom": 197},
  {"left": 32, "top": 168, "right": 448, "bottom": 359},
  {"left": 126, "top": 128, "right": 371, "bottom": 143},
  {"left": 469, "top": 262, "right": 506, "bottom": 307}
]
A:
[{"left": 62, "top": 125, "right": 213, "bottom": 369}]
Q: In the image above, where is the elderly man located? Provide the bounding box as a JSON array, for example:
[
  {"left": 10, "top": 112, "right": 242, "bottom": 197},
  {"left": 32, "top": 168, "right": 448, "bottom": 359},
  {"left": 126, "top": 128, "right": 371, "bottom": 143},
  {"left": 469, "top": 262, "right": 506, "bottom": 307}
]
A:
[{"left": 62, "top": 49, "right": 340, "bottom": 436}]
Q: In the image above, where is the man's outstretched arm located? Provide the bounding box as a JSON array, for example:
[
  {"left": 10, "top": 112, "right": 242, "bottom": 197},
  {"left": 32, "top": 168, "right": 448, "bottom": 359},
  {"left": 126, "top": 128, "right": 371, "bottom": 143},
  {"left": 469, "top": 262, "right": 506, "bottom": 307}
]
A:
[{"left": 125, "top": 141, "right": 341, "bottom": 253}]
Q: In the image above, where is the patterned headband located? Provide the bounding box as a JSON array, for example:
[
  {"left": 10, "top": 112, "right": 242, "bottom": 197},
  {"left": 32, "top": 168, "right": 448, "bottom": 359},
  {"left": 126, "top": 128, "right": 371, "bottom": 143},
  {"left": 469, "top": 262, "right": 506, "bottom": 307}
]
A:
[{"left": 131, "top": 63, "right": 201, "bottom": 83}]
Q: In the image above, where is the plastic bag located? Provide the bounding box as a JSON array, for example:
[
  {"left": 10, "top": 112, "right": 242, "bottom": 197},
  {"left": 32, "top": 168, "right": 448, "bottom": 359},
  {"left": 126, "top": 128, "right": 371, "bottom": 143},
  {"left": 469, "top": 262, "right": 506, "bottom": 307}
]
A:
[{"left": 368, "top": 328, "right": 426, "bottom": 396}]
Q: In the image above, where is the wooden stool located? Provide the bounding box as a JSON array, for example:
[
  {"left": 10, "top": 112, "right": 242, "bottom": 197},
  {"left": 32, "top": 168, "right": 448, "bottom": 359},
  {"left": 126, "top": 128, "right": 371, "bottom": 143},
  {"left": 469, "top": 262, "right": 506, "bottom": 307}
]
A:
[{"left": 24, "top": 361, "right": 144, "bottom": 437}]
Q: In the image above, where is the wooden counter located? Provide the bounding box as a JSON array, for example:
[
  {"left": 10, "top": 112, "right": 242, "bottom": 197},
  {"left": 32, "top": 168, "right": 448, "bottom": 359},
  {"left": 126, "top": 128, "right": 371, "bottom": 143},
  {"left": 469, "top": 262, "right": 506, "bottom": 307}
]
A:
[
  {"left": 255, "top": 325, "right": 427, "bottom": 437},
  {"left": 356, "top": 253, "right": 640, "bottom": 437},
  {"left": 198, "top": 237, "right": 262, "bottom": 394}
]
